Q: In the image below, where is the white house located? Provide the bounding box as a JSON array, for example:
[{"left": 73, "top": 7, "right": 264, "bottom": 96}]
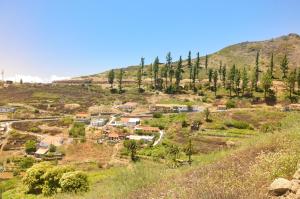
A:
[
  {"left": 110, "top": 117, "right": 141, "bottom": 127},
  {"left": 90, "top": 118, "right": 108, "bottom": 127},
  {"left": 126, "top": 135, "right": 154, "bottom": 142}
]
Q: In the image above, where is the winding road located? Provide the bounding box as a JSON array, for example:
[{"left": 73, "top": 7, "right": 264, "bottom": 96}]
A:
[{"left": 153, "top": 130, "right": 164, "bottom": 146}]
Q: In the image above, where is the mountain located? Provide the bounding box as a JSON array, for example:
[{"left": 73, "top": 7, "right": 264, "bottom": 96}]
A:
[{"left": 69, "top": 33, "right": 300, "bottom": 82}]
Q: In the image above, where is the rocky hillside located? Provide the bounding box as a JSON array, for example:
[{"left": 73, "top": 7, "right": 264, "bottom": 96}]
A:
[{"left": 72, "top": 33, "right": 300, "bottom": 81}]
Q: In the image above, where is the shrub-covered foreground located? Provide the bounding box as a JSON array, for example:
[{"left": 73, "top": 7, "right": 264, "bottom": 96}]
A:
[{"left": 22, "top": 162, "right": 88, "bottom": 196}]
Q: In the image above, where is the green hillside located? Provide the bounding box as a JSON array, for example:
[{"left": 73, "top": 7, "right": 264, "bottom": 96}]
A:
[{"left": 76, "top": 33, "right": 300, "bottom": 81}]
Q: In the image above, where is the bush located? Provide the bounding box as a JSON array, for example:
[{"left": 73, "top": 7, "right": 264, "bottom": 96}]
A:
[
  {"left": 226, "top": 100, "right": 236, "bottom": 109},
  {"left": 59, "top": 117, "right": 74, "bottom": 126},
  {"left": 23, "top": 162, "right": 53, "bottom": 194},
  {"left": 17, "top": 157, "right": 35, "bottom": 169},
  {"left": 69, "top": 122, "right": 85, "bottom": 138},
  {"left": 49, "top": 144, "right": 56, "bottom": 153},
  {"left": 153, "top": 112, "right": 162, "bottom": 118},
  {"left": 25, "top": 140, "right": 37, "bottom": 154},
  {"left": 42, "top": 166, "right": 74, "bottom": 196},
  {"left": 225, "top": 120, "right": 253, "bottom": 129},
  {"left": 59, "top": 171, "right": 89, "bottom": 193}
]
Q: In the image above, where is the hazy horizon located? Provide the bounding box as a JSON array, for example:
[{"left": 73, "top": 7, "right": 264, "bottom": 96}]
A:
[{"left": 1, "top": 0, "right": 300, "bottom": 82}]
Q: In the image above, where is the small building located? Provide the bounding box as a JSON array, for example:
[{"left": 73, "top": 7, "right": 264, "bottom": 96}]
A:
[
  {"left": 126, "top": 135, "right": 155, "bottom": 142},
  {"left": 75, "top": 112, "right": 91, "bottom": 124},
  {"left": 288, "top": 104, "right": 300, "bottom": 111},
  {"left": 35, "top": 147, "right": 49, "bottom": 158},
  {"left": 217, "top": 105, "right": 227, "bottom": 111},
  {"left": 134, "top": 125, "right": 160, "bottom": 133},
  {"left": 108, "top": 132, "right": 121, "bottom": 141},
  {"left": 90, "top": 117, "right": 108, "bottom": 127},
  {"left": 0, "top": 107, "right": 16, "bottom": 113},
  {"left": 110, "top": 117, "right": 141, "bottom": 127},
  {"left": 149, "top": 104, "right": 199, "bottom": 113},
  {"left": 39, "top": 136, "right": 64, "bottom": 148},
  {"left": 118, "top": 102, "right": 138, "bottom": 112}
]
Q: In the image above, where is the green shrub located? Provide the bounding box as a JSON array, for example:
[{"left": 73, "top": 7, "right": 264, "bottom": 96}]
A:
[
  {"left": 17, "top": 157, "right": 35, "bottom": 169},
  {"left": 23, "top": 162, "right": 53, "bottom": 194},
  {"left": 49, "top": 144, "right": 56, "bottom": 153},
  {"left": 42, "top": 166, "right": 74, "bottom": 196},
  {"left": 25, "top": 140, "right": 37, "bottom": 154},
  {"left": 225, "top": 120, "right": 253, "bottom": 129},
  {"left": 59, "top": 171, "right": 89, "bottom": 193},
  {"left": 59, "top": 117, "right": 74, "bottom": 126},
  {"left": 69, "top": 122, "right": 85, "bottom": 138},
  {"left": 153, "top": 112, "right": 162, "bottom": 118},
  {"left": 226, "top": 99, "right": 236, "bottom": 109}
]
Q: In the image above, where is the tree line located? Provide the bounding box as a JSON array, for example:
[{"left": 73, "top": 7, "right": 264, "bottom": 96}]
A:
[{"left": 107, "top": 51, "right": 300, "bottom": 101}]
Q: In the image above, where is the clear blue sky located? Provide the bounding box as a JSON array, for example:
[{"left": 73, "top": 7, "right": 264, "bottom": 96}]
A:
[{"left": 0, "top": 0, "right": 299, "bottom": 82}]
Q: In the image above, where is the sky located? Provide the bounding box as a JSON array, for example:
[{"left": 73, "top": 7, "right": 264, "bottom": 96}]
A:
[{"left": 0, "top": 0, "right": 300, "bottom": 82}]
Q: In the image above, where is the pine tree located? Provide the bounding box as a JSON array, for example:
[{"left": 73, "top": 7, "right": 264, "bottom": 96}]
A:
[
  {"left": 270, "top": 53, "right": 274, "bottom": 78},
  {"left": 222, "top": 65, "right": 226, "bottom": 88},
  {"left": 218, "top": 61, "right": 222, "bottom": 80},
  {"left": 205, "top": 54, "right": 208, "bottom": 73},
  {"left": 161, "top": 64, "right": 168, "bottom": 89},
  {"left": 175, "top": 56, "right": 184, "bottom": 90},
  {"left": 187, "top": 51, "right": 192, "bottom": 87},
  {"left": 213, "top": 69, "right": 218, "bottom": 96},
  {"left": 285, "top": 69, "right": 296, "bottom": 99},
  {"left": 108, "top": 69, "right": 115, "bottom": 89},
  {"left": 297, "top": 68, "right": 300, "bottom": 93},
  {"left": 153, "top": 57, "right": 160, "bottom": 89},
  {"left": 137, "top": 67, "right": 142, "bottom": 91},
  {"left": 261, "top": 70, "right": 273, "bottom": 99},
  {"left": 234, "top": 69, "right": 241, "bottom": 96},
  {"left": 208, "top": 68, "right": 213, "bottom": 84},
  {"left": 228, "top": 64, "right": 236, "bottom": 97},
  {"left": 254, "top": 51, "right": 260, "bottom": 91},
  {"left": 118, "top": 68, "right": 124, "bottom": 93},
  {"left": 241, "top": 67, "right": 249, "bottom": 95},
  {"left": 166, "top": 52, "right": 173, "bottom": 86},
  {"left": 140, "top": 57, "right": 145, "bottom": 77},
  {"left": 148, "top": 64, "right": 153, "bottom": 88},
  {"left": 192, "top": 62, "right": 197, "bottom": 91},
  {"left": 196, "top": 52, "right": 200, "bottom": 79},
  {"left": 280, "top": 54, "right": 289, "bottom": 79}
]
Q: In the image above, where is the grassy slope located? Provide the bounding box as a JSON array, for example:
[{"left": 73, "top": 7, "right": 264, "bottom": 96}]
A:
[{"left": 76, "top": 33, "right": 300, "bottom": 80}]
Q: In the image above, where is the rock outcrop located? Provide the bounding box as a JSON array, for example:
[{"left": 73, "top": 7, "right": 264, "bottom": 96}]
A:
[{"left": 268, "top": 168, "right": 300, "bottom": 198}]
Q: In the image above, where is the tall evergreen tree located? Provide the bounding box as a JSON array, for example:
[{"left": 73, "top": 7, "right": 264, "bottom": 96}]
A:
[
  {"left": 153, "top": 57, "right": 160, "bottom": 89},
  {"left": 108, "top": 69, "right": 115, "bottom": 89},
  {"left": 228, "top": 64, "right": 236, "bottom": 97},
  {"left": 234, "top": 69, "right": 241, "bottom": 96},
  {"left": 280, "top": 54, "right": 289, "bottom": 79},
  {"left": 137, "top": 67, "right": 142, "bottom": 91},
  {"left": 213, "top": 69, "right": 218, "bottom": 96},
  {"left": 175, "top": 56, "right": 184, "bottom": 90},
  {"left": 218, "top": 61, "right": 222, "bottom": 80},
  {"left": 148, "top": 63, "right": 153, "bottom": 88},
  {"left": 254, "top": 51, "right": 260, "bottom": 91},
  {"left": 222, "top": 65, "right": 227, "bottom": 88},
  {"left": 270, "top": 53, "right": 274, "bottom": 78},
  {"left": 196, "top": 52, "right": 200, "bottom": 79},
  {"left": 192, "top": 62, "right": 197, "bottom": 91},
  {"left": 166, "top": 52, "right": 173, "bottom": 86},
  {"left": 208, "top": 68, "right": 213, "bottom": 85},
  {"left": 205, "top": 54, "right": 208, "bottom": 73},
  {"left": 187, "top": 51, "right": 192, "bottom": 87},
  {"left": 140, "top": 57, "right": 145, "bottom": 77},
  {"left": 261, "top": 70, "right": 273, "bottom": 99},
  {"left": 118, "top": 68, "right": 124, "bottom": 93},
  {"left": 241, "top": 67, "right": 249, "bottom": 95},
  {"left": 285, "top": 69, "right": 296, "bottom": 99},
  {"left": 297, "top": 68, "right": 300, "bottom": 93}
]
